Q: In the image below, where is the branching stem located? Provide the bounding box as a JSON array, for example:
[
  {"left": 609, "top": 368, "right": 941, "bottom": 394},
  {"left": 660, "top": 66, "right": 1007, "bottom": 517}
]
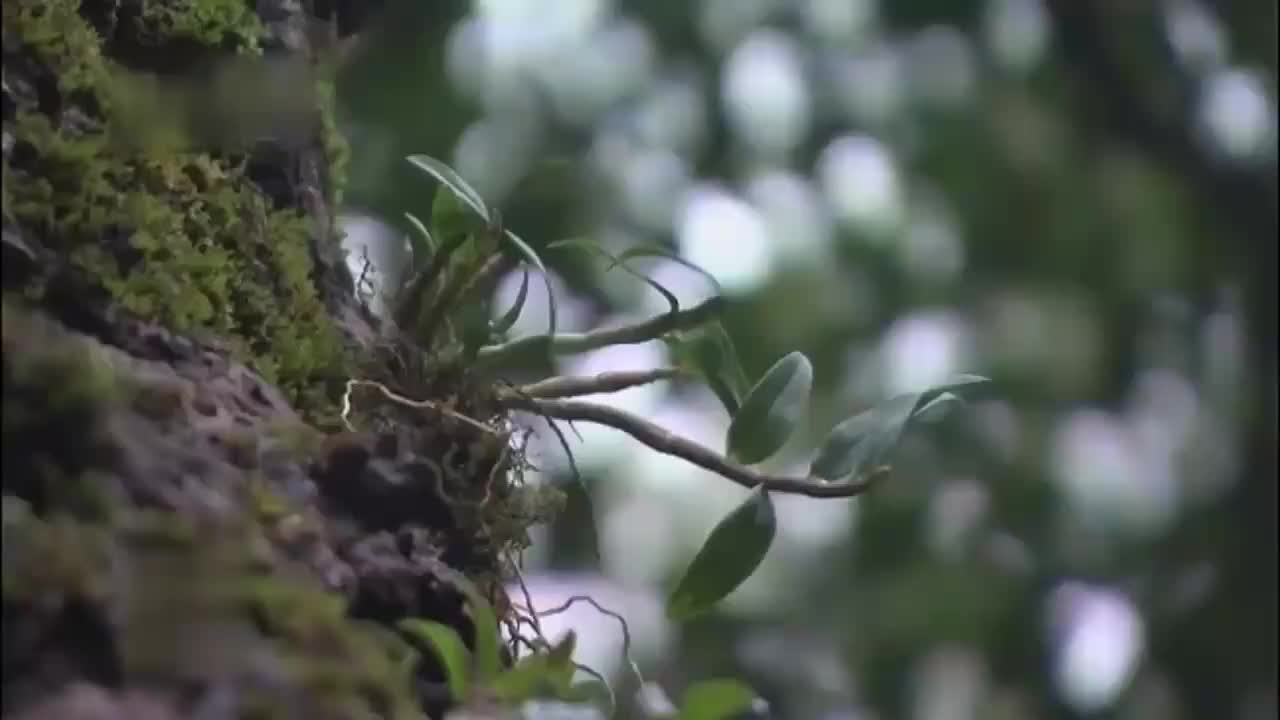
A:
[{"left": 498, "top": 394, "right": 887, "bottom": 498}]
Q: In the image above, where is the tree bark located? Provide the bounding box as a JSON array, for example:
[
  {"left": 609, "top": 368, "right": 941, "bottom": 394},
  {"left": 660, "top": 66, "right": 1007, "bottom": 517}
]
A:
[{"left": 2, "top": 2, "right": 512, "bottom": 718}]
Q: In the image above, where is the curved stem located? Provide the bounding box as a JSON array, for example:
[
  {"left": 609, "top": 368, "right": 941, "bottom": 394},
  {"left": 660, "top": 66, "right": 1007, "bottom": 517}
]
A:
[{"left": 499, "top": 393, "right": 885, "bottom": 498}]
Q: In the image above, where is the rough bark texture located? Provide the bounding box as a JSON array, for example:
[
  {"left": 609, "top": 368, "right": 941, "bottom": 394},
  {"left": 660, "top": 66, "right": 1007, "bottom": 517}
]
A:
[{"left": 2, "top": 2, "right": 538, "bottom": 718}]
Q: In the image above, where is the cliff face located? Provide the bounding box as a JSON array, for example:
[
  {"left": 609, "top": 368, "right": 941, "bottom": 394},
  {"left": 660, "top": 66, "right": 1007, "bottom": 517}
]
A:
[{"left": 2, "top": 2, "right": 530, "bottom": 718}]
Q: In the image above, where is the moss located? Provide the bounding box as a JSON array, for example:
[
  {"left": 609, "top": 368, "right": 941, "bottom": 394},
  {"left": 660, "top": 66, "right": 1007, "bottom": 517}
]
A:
[
  {"left": 2, "top": 301, "right": 125, "bottom": 522},
  {"left": 3, "top": 486, "right": 418, "bottom": 711},
  {"left": 246, "top": 578, "right": 422, "bottom": 720},
  {"left": 246, "top": 474, "right": 290, "bottom": 523},
  {"left": 4, "top": 500, "right": 422, "bottom": 717},
  {"left": 2, "top": 300, "right": 122, "bottom": 418},
  {"left": 3, "top": 0, "right": 354, "bottom": 420},
  {"left": 263, "top": 417, "right": 327, "bottom": 461},
  {"left": 1, "top": 498, "right": 113, "bottom": 606},
  {"left": 2, "top": 0, "right": 111, "bottom": 95},
  {"left": 316, "top": 77, "right": 351, "bottom": 208},
  {"left": 134, "top": 0, "right": 264, "bottom": 52}
]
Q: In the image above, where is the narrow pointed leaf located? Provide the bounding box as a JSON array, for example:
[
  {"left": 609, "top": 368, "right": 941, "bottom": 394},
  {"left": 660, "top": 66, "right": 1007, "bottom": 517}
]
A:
[
  {"left": 678, "top": 679, "right": 757, "bottom": 720},
  {"left": 458, "top": 297, "right": 493, "bottom": 361},
  {"left": 548, "top": 237, "right": 680, "bottom": 314},
  {"left": 491, "top": 267, "right": 530, "bottom": 335},
  {"left": 916, "top": 374, "right": 991, "bottom": 405},
  {"left": 616, "top": 244, "right": 724, "bottom": 295},
  {"left": 407, "top": 154, "right": 490, "bottom": 222},
  {"left": 666, "top": 487, "right": 776, "bottom": 620},
  {"left": 504, "top": 230, "right": 557, "bottom": 339},
  {"left": 810, "top": 374, "right": 991, "bottom": 481},
  {"left": 459, "top": 588, "right": 502, "bottom": 684},
  {"left": 914, "top": 391, "right": 962, "bottom": 423},
  {"left": 398, "top": 619, "right": 470, "bottom": 702},
  {"left": 726, "top": 352, "right": 814, "bottom": 464},
  {"left": 403, "top": 211, "right": 436, "bottom": 271},
  {"left": 718, "top": 327, "right": 751, "bottom": 398}
]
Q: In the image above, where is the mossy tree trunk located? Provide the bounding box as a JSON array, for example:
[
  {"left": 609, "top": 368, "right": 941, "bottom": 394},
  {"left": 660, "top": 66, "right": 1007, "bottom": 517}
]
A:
[{"left": 2, "top": 2, "right": 519, "bottom": 718}]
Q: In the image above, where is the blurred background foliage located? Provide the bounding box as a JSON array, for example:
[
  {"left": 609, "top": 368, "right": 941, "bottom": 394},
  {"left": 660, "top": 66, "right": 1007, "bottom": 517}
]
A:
[{"left": 329, "top": 1, "right": 1276, "bottom": 718}]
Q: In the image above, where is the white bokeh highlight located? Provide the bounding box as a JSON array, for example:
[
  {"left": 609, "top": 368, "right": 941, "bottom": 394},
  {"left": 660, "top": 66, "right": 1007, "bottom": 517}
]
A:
[
  {"left": 1048, "top": 583, "right": 1146, "bottom": 713},
  {"left": 677, "top": 184, "right": 774, "bottom": 295},
  {"left": 722, "top": 30, "right": 812, "bottom": 157}
]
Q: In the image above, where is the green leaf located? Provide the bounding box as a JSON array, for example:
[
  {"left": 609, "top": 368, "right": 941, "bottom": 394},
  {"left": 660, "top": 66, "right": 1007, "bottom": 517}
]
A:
[
  {"left": 398, "top": 618, "right": 470, "bottom": 702},
  {"left": 664, "top": 323, "right": 748, "bottom": 416},
  {"left": 491, "top": 654, "right": 552, "bottom": 703},
  {"left": 431, "top": 186, "right": 479, "bottom": 254},
  {"left": 548, "top": 238, "right": 680, "bottom": 314},
  {"left": 460, "top": 588, "right": 503, "bottom": 684},
  {"left": 615, "top": 244, "right": 723, "bottom": 296},
  {"left": 666, "top": 486, "right": 776, "bottom": 621},
  {"left": 407, "top": 154, "right": 490, "bottom": 223},
  {"left": 678, "top": 679, "right": 757, "bottom": 720},
  {"left": 403, "top": 211, "right": 436, "bottom": 272},
  {"left": 809, "top": 374, "right": 991, "bottom": 481},
  {"left": 725, "top": 351, "right": 814, "bottom": 464},
  {"left": 545, "top": 629, "right": 576, "bottom": 671},
  {"left": 457, "top": 295, "right": 493, "bottom": 362},
  {"left": 490, "top": 633, "right": 576, "bottom": 703},
  {"left": 503, "top": 230, "right": 557, "bottom": 339},
  {"left": 491, "top": 267, "right": 530, "bottom": 335}
]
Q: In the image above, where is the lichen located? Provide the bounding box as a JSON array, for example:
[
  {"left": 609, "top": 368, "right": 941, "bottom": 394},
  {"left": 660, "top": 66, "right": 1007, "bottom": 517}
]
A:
[{"left": 2, "top": 0, "right": 352, "bottom": 419}]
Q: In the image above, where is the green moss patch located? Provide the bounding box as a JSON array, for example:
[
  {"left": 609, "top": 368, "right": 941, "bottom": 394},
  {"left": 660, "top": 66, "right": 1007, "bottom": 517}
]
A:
[
  {"left": 3, "top": 0, "right": 352, "bottom": 419},
  {"left": 132, "top": 0, "right": 264, "bottom": 52}
]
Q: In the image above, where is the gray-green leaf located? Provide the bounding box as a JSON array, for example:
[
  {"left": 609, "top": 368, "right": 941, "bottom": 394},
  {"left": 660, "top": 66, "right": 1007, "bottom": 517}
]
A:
[
  {"left": 664, "top": 322, "right": 748, "bottom": 416},
  {"left": 726, "top": 352, "right": 814, "bottom": 464},
  {"left": 810, "top": 374, "right": 991, "bottom": 481},
  {"left": 914, "top": 391, "right": 963, "bottom": 423},
  {"left": 666, "top": 487, "right": 776, "bottom": 621},
  {"left": 678, "top": 679, "right": 757, "bottom": 720}
]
